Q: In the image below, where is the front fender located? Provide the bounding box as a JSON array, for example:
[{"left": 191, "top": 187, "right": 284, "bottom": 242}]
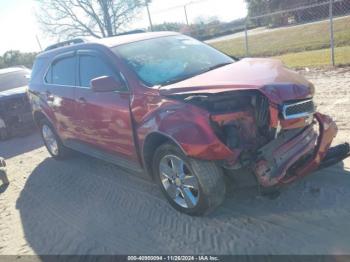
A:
[{"left": 137, "top": 102, "right": 238, "bottom": 161}]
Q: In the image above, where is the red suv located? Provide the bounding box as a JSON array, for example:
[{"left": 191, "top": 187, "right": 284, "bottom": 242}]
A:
[{"left": 29, "top": 32, "right": 349, "bottom": 216}]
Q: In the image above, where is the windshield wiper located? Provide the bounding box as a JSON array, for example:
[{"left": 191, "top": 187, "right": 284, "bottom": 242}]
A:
[
  {"left": 203, "top": 62, "right": 233, "bottom": 73},
  {"left": 159, "top": 73, "right": 199, "bottom": 87}
]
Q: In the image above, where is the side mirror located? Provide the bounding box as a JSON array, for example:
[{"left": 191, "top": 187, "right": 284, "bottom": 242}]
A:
[{"left": 90, "top": 76, "right": 125, "bottom": 92}]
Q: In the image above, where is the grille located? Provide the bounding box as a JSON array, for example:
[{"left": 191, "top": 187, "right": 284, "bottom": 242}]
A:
[
  {"left": 283, "top": 99, "right": 315, "bottom": 119},
  {"left": 0, "top": 96, "right": 30, "bottom": 115},
  {"left": 256, "top": 95, "right": 270, "bottom": 127}
]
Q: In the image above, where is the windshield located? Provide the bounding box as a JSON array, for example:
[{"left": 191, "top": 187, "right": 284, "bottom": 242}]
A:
[
  {"left": 113, "top": 35, "right": 234, "bottom": 87},
  {"left": 0, "top": 68, "right": 30, "bottom": 92}
]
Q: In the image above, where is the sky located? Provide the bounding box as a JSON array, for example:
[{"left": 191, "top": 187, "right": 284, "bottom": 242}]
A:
[{"left": 0, "top": 0, "right": 247, "bottom": 55}]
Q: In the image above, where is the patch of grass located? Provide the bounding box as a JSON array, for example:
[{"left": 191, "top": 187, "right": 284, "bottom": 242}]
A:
[
  {"left": 211, "top": 16, "right": 350, "bottom": 58},
  {"left": 275, "top": 46, "right": 350, "bottom": 68}
]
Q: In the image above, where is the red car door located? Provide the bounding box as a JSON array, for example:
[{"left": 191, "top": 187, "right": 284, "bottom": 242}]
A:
[
  {"left": 44, "top": 52, "right": 79, "bottom": 140},
  {"left": 73, "top": 50, "right": 139, "bottom": 166}
]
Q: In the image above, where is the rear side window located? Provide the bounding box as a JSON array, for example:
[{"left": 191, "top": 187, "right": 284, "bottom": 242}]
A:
[
  {"left": 46, "top": 56, "right": 76, "bottom": 86},
  {"left": 31, "top": 58, "right": 45, "bottom": 82},
  {"left": 79, "top": 55, "right": 117, "bottom": 88}
]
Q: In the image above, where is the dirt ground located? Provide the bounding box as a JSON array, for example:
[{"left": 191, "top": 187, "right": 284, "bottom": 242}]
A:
[{"left": 0, "top": 67, "right": 350, "bottom": 255}]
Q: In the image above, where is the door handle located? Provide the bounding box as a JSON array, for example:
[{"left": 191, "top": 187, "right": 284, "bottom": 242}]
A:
[{"left": 78, "top": 97, "right": 87, "bottom": 103}]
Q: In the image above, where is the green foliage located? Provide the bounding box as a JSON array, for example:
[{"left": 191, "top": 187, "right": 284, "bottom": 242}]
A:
[
  {"left": 151, "top": 18, "right": 246, "bottom": 41},
  {"left": 246, "top": 0, "right": 328, "bottom": 16},
  {"left": 0, "top": 57, "right": 4, "bottom": 69},
  {"left": 245, "top": 0, "right": 271, "bottom": 17},
  {"left": 152, "top": 22, "right": 185, "bottom": 32},
  {"left": 245, "top": 0, "right": 333, "bottom": 27},
  {"left": 276, "top": 46, "right": 350, "bottom": 68},
  {"left": 0, "top": 50, "right": 37, "bottom": 69}
]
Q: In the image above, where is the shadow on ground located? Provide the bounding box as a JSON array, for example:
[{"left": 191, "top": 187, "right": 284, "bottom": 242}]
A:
[
  {"left": 15, "top": 152, "right": 350, "bottom": 255},
  {"left": 0, "top": 132, "right": 43, "bottom": 159}
]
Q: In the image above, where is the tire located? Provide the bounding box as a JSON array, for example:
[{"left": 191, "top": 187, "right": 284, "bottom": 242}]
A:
[
  {"left": 153, "top": 143, "right": 226, "bottom": 216},
  {"left": 40, "top": 119, "right": 70, "bottom": 159},
  {"left": 0, "top": 169, "right": 9, "bottom": 185}
]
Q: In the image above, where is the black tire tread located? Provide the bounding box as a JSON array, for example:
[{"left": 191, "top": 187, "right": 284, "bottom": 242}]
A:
[
  {"left": 0, "top": 169, "right": 9, "bottom": 185},
  {"left": 189, "top": 158, "right": 226, "bottom": 215}
]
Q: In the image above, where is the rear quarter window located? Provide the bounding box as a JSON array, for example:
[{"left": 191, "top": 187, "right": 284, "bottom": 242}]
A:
[
  {"left": 31, "top": 58, "right": 45, "bottom": 80},
  {"left": 30, "top": 58, "right": 47, "bottom": 85}
]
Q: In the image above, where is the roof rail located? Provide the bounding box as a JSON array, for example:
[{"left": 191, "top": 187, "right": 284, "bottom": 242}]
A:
[
  {"left": 116, "top": 29, "right": 146, "bottom": 36},
  {"left": 44, "top": 38, "right": 86, "bottom": 51}
]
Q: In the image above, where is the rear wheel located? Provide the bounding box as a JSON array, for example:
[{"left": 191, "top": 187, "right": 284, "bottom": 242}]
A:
[
  {"left": 153, "top": 143, "right": 226, "bottom": 216},
  {"left": 0, "top": 170, "right": 9, "bottom": 185},
  {"left": 40, "top": 119, "right": 70, "bottom": 159}
]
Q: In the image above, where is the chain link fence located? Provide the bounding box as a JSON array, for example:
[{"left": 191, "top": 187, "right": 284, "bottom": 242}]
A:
[
  {"left": 243, "top": 0, "right": 350, "bottom": 66},
  {"left": 147, "top": 0, "right": 247, "bottom": 41},
  {"left": 147, "top": 0, "right": 350, "bottom": 67}
]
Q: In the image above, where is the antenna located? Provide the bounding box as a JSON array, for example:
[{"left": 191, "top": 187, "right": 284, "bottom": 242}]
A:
[{"left": 35, "top": 35, "right": 43, "bottom": 51}]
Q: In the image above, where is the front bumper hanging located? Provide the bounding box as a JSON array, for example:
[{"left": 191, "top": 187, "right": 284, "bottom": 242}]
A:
[
  {"left": 254, "top": 113, "right": 350, "bottom": 187},
  {"left": 288, "top": 113, "right": 349, "bottom": 182}
]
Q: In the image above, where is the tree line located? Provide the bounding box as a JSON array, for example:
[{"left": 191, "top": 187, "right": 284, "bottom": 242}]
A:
[
  {"left": 246, "top": 0, "right": 329, "bottom": 16},
  {"left": 246, "top": 0, "right": 350, "bottom": 27},
  {"left": 0, "top": 51, "right": 37, "bottom": 70}
]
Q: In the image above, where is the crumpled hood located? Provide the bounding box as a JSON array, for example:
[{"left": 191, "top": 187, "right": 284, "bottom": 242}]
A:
[
  {"left": 160, "top": 58, "right": 314, "bottom": 104},
  {"left": 0, "top": 86, "right": 28, "bottom": 100}
]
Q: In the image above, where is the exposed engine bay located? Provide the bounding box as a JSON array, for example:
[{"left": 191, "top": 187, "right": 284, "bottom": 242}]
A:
[
  {"left": 0, "top": 94, "right": 34, "bottom": 140},
  {"left": 174, "top": 90, "right": 313, "bottom": 153},
  {"left": 0, "top": 67, "right": 35, "bottom": 140}
]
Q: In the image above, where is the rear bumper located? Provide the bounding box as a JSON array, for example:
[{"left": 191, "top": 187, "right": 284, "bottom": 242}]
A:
[{"left": 254, "top": 113, "right": 348, "bottom": 187}]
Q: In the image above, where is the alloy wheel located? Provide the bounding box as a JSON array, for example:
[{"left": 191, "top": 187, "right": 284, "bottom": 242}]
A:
[
  {"left": 159, "top": 155, "right": 200, "bottom": 209},
  {"left": 42, "top": 124, "right": 59, "bottom": 156}
]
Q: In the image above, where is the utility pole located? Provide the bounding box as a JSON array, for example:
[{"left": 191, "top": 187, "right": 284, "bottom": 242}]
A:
[
  {"left": 146, "top": 1, "right": 153, "bottom": 31},
  {"left": 329, "top": 0, "right": 335, "bottom": 66},
  {"left": 184, "top": 5, "right": 189, "bottom": 25},
  {"left": 244, "top": 18, "right": 249, "bottom": 57}
]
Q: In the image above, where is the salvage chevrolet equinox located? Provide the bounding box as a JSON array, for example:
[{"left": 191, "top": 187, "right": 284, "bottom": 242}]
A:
[{"left": 29, "top": 32, "right": 350, "bottom": 216}]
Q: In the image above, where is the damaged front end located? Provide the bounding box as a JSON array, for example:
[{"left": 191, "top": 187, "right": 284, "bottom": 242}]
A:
[
  {"left": 0, "top": 92, "right": 34, "bottom": 140},
  {"left": 175, "top": 90, "right": 349, "bottom": 188}
]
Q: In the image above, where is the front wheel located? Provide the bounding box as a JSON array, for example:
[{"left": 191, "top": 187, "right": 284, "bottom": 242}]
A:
[{"left": 153, "top": 143, "right": 226, "bottom": 216}]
